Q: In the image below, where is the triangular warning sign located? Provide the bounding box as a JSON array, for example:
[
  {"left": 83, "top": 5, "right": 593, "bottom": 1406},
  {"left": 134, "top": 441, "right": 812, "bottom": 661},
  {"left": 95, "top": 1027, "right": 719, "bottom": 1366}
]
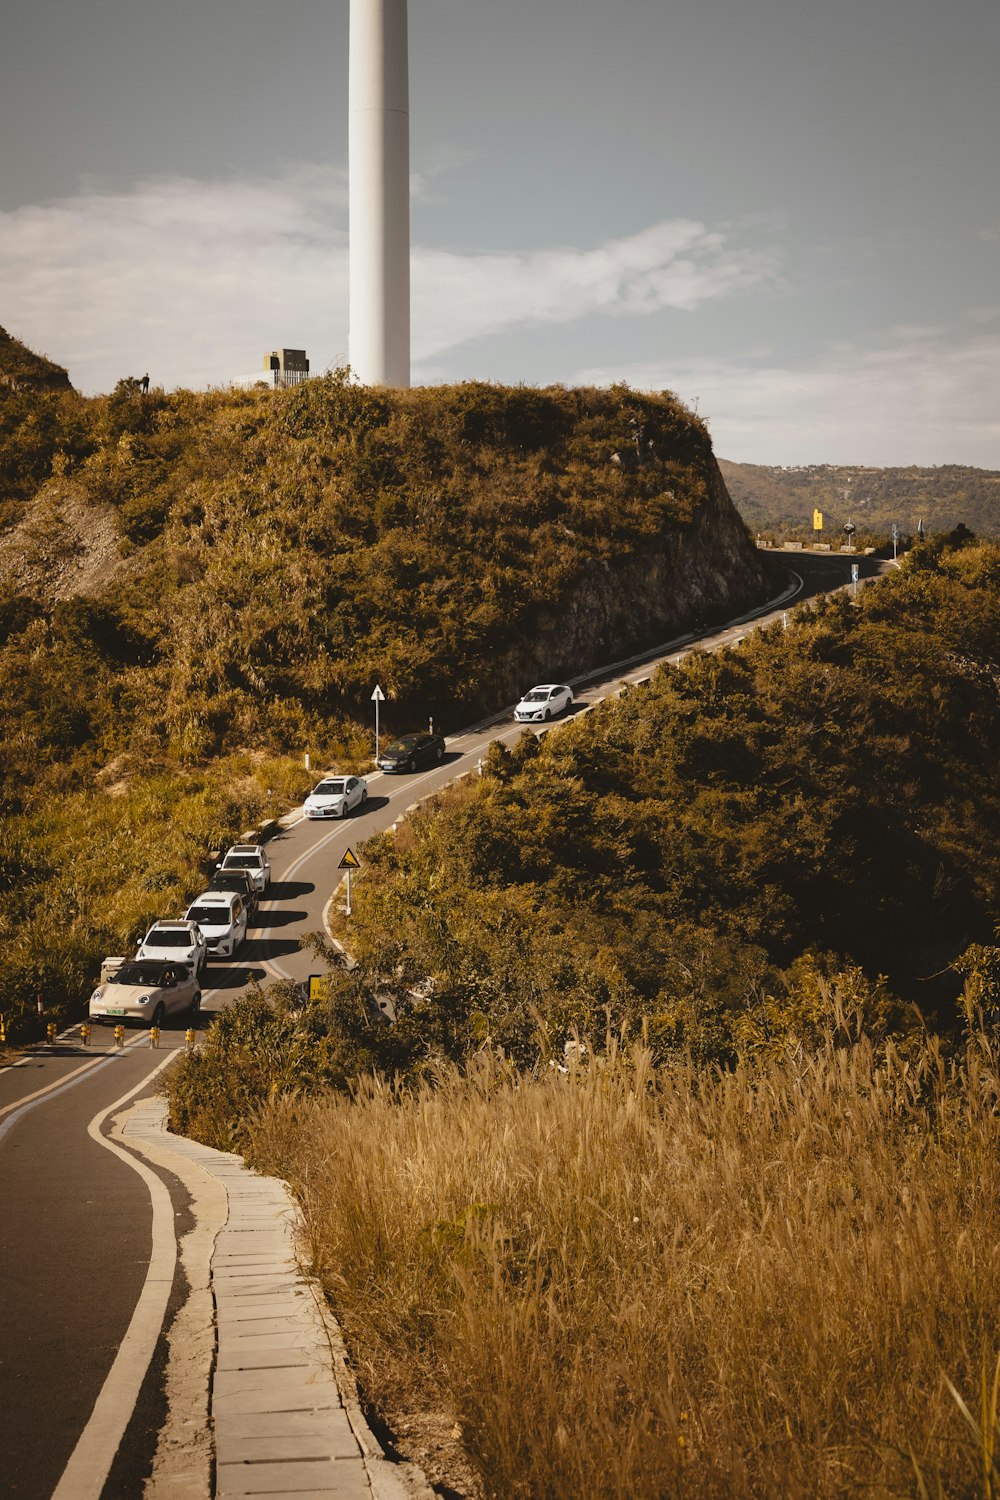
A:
[{"left": 339, "top": 847, "right": 361, "bottom": 870}]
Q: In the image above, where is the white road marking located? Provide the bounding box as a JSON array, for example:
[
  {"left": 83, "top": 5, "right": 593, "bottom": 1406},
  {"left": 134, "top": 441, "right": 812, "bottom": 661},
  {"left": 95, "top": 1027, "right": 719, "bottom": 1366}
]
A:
[
  {"left": 0, "top": 1036, "right": 155, "bottom": 1145},
  {"left": 50, "top": 1049, "right": 180, "bottom": 1500}
]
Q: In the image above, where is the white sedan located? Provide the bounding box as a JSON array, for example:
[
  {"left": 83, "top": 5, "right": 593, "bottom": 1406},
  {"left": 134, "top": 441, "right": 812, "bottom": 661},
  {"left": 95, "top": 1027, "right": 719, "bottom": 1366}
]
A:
[
  {"left": 304, "top": 775, "right": 369, "bottom": 819},
  {"left": 514, "top": 683, "right": 574, "bottom": 723}
]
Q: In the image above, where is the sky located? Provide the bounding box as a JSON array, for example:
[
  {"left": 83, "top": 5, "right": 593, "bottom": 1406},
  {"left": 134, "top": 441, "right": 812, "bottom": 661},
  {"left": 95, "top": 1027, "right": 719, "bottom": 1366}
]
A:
[{"left": 1, "top": 0, "right": 998, "bottom": 466}]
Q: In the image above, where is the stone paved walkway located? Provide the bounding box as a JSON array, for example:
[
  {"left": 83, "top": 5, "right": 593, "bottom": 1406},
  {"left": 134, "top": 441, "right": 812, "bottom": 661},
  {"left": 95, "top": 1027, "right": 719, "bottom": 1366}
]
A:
[{"left": 122, "top": 1099, "right": 430, "bottom": 1500}]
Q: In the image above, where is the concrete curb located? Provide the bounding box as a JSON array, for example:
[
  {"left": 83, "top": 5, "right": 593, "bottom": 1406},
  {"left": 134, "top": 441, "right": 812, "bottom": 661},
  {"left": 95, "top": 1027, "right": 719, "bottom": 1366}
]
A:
[{"left": 123, "top": 1097, "right": 434, "bottom": 1500}]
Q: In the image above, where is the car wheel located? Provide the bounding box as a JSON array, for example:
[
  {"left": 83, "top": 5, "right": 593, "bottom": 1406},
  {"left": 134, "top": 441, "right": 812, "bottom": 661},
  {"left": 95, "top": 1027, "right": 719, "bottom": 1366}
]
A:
[
  {"left": 408, "top": 758, "right": 416, "bottom": 771},
  {"left": 190, "top": 991, "right": 202, "bottom": 1019},
  {"left": 543, "top": 708, "right": 551, "bottom": 721},
  {"left": 361, "top": 788, "right": 368, "bottom": 805},
  {"left": 436, "top": 746, "right": 443, "bottom": 761},
  {"left": 152, "top": 1002, "right": 166, "bottom": 1029}
]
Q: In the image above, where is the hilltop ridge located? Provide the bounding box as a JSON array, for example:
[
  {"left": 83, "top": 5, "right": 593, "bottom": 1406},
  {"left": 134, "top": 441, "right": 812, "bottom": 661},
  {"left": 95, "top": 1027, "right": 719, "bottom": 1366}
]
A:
[
  {"left": 0, "top": 325, "right": 73, "bottom": 393},
  {"left": 720, "top": 457, "right": 1000, "bottom": 537}
]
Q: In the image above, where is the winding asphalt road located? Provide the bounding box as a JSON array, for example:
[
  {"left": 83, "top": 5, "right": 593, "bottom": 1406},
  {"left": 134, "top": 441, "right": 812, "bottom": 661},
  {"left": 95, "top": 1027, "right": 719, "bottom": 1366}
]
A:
[{"left": 0, "top": 551, "right": 877, "bottom": 1497}]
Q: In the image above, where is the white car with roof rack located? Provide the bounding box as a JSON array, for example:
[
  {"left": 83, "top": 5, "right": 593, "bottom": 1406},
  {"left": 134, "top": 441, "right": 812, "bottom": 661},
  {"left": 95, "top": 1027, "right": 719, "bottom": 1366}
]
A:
[
  {"left": 217, "top": 843, "right": 271, "bottom": 892},
  {"left": 304, "top": 775, "right": 368, "bottom": 819},
  {"left": 184, "top": 890, "right": 249, "bottom": 960},
  {"left": 135, "top": 918, "right": 207, "bottom": 976}
]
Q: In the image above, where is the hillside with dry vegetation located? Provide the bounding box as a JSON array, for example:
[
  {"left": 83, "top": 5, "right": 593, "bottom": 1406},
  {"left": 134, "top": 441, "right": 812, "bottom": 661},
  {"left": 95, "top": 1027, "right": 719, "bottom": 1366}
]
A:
[
  {"left": 720, "top": 457, "right": 1000, "bottom": 540},
  {"left": 0, "top": 349, "right": 770, "bottom": 1035}
]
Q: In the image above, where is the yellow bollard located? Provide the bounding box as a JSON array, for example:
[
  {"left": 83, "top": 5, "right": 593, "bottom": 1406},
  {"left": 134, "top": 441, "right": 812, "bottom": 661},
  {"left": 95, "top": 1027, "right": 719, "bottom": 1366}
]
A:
[
  {"left": 80, "top": 1023, "right": 91, "bottom": 1046},
  {"left": 113, "top": 1024, "right": 125, "bottom": 1049},
  {"left": 184, "top": 1028, "right": 196, "bottom": 1050},
  {"left": 0, "top": 1013, "right": 6, "bottom": 1044},
  {"left": 47, "top": 1022, "right": 57, "bottom": 1045},
  {"left": 149, "top": 1025, "right": 161, "bottom": 1049}
]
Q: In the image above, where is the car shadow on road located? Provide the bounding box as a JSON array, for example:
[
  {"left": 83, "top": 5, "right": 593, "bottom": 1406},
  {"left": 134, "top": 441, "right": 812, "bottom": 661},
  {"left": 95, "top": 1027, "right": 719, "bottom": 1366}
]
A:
[
  {"left": 263, "top": 880, "right": 314, "bottom": 903},
  {"left": 356, "top": 794, "right": 390, "bottom": 815},
  {"left": 257, "top": 908, "right": 309, "bottom": 929},
  {"left": 238, "top": 937, "right": 301, "bottom": 963}
]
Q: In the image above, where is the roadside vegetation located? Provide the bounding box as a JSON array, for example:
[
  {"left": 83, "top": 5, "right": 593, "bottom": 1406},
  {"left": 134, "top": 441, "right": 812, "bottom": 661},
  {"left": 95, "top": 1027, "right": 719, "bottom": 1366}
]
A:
[
  {"left": 169, "top": 536, "right": 1000, "bottom": 1099},
  {"left": 1, "top": 357, "right": 765, "bottom": 1037},
  {"left": 171, "top": 1010, "right": 1000, "bottom": 1499},
  {"left": 165, "top": 535, "right": 1000, "bottom": 1495}
]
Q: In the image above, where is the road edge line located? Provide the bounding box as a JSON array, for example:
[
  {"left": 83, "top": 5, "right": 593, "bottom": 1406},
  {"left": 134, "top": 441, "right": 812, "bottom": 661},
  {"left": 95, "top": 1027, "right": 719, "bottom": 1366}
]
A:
[{"left": 51, "top": 1051, "right": 179, "bottom": 1500}]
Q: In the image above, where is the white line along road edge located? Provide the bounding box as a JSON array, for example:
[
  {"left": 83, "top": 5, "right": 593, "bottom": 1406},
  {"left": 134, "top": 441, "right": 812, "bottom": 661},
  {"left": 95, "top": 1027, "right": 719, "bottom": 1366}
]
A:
[{"left": 51, "top": 1049, "right": 179, "bottom": 1500}]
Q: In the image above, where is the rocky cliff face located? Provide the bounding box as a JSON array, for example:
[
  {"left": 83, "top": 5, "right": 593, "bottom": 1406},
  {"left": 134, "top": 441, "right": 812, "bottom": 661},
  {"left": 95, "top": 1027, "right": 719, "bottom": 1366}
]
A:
[{"left": 499, "top": 457, "right": 774, "bottom": 700}]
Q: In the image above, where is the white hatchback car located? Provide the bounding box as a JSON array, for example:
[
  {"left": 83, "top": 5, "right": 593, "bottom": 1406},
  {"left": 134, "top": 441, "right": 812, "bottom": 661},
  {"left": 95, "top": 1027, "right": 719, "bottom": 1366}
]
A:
[
  {"left": 304, "top": 775, "right": 368, "bottom": 820},
  {"left": 514, "top": 683, "right": 573, "bottom": 723},
  {"left": 135, "top": 919, "right": 207, "bottom": 976},
  {"left": 218, "top": 844, "right": 271, "bottom": 893},
  {"left": 184, "top": 891, "right": 249, "bottom": 960}
]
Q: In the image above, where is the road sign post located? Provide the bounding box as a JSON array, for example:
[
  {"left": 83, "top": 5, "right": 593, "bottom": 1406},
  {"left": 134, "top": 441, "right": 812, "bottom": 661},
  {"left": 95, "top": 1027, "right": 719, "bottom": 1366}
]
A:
[
  {"left": 851, "top": 562, "right": 860, "bottom": 598},
  {"left": 891, "top": 522, "right": 899, "bottom": 561},
  {"left": 371, "top": 684, "right": 385, "bottom": 763},
  {"left": 843, "top": 520, "right": 856, "bottom": 554},
  {"left": 339, "top": 847, "right": 361, "bottom": 917}
]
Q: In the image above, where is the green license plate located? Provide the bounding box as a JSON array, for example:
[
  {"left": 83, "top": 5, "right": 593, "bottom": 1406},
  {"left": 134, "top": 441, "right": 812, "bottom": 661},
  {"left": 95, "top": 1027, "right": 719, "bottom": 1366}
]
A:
[{"left": 104, "top": 1008, "right": 125, "bottom": 1016}]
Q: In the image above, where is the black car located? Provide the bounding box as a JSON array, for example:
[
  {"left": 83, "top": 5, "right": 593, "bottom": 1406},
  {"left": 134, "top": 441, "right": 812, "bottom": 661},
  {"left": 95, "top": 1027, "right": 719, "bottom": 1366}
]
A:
[
  {"left": 208, "top": 868, "right": 258, "bottom": 916},
  {"left": 377, "top": 732, "right": 446, "bottom": 773}
]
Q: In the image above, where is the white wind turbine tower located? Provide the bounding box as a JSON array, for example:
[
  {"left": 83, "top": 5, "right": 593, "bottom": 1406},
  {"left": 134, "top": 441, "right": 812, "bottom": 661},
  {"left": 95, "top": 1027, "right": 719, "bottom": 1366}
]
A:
[{"left": 349, "top": 0, "right": 411, "bottom": 388}]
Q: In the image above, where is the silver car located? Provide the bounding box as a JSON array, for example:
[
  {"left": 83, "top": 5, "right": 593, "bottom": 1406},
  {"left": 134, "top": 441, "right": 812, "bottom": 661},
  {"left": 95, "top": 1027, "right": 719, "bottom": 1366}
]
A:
[{"left": 218, "top": 843, "right": 271, "bottom": 893}]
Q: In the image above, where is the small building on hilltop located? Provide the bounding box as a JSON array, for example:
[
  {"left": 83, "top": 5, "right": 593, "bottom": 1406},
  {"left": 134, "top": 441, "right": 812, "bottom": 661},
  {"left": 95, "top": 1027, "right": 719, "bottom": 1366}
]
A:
[{"left": 233, "top": 348, "right": 311, "bottom": 390}]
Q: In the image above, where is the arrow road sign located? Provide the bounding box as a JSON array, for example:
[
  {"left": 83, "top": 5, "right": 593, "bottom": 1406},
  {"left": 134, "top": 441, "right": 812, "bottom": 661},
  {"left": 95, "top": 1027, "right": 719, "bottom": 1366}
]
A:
[
  {"left": 339, "top": 848, "right": 361, "bottom": 870},
  {"left": 371, "top": 685, "right": 385, "bottom": 701}
]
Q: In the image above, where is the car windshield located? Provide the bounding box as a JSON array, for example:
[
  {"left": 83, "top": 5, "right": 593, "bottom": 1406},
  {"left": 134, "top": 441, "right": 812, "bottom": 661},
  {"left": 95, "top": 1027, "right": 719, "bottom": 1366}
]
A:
[
  {"left": 113, "top": 963, "right": 166, "bottom": 987},
  {"left": 387, "top": 737, "right": 419, "bottom": 753},
  {"left": 523, "top": 689, "right": 548, "bottom": 702},
  {"left": 225, "top": 855, "right": 260, "bottom": 869},
  {"left": 186, "top": 907, "right": 225, "bottom": 926},
  {"left": 146, "top": 929, "right": 193, "bottom": 947},
  {"left": 212, "top": 875, "right": 247, "bottom": 891},
  {"left": 314, "top": 780, "right": 346, "bottom": 795}
]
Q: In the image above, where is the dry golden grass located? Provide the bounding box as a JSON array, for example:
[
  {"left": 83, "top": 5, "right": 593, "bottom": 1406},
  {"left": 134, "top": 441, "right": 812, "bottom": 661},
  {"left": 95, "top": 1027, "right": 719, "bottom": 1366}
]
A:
[{"left": 249, "top": 1035, "right": 1000, "bottom": 1499}]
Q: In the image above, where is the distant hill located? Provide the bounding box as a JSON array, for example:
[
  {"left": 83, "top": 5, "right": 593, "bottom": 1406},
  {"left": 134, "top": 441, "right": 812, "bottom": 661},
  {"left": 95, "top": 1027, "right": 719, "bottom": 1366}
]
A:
[
  {"left": 0, "top": 326, "right": 72, "bottom": 393},
  {"left": 719, "top": 460, "right": 1000, "bottom": 539}
]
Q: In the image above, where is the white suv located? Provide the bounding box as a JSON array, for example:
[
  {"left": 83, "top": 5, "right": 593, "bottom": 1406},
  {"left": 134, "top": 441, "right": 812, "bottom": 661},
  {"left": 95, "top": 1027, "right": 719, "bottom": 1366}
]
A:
[
  {"left": 184, "top": 891, "right": 249, "bottom": 960},
  {"left": 135, "top": 919, "right": 207, "bottom": 976},
  {"left": 217, "top": 843, "right": 271, "bottom": 893}
]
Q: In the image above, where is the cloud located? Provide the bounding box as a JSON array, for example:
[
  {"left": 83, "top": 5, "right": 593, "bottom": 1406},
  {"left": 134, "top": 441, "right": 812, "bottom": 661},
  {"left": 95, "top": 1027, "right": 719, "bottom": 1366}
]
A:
[
  {"left": 413, "top": 221, "right": 782, "bottom": 360},
  {"left": 577, "top": 326, "right": 1000, "bottom": 467},
  {"left": 0, "top": 167, "right": 352, "bottom": 388},
  {"left": 0, "top": 165, "right": 778, "bottom": 392}
]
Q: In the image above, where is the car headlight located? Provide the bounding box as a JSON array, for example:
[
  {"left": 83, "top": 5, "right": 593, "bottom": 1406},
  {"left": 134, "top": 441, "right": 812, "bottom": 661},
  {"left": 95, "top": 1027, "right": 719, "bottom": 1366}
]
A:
[
  {"left": 91, "top": 987, "right": 103, "bottom": 1002},
  {"left": 138, "top": 994, "right": 151, "bottom": 1005}
]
